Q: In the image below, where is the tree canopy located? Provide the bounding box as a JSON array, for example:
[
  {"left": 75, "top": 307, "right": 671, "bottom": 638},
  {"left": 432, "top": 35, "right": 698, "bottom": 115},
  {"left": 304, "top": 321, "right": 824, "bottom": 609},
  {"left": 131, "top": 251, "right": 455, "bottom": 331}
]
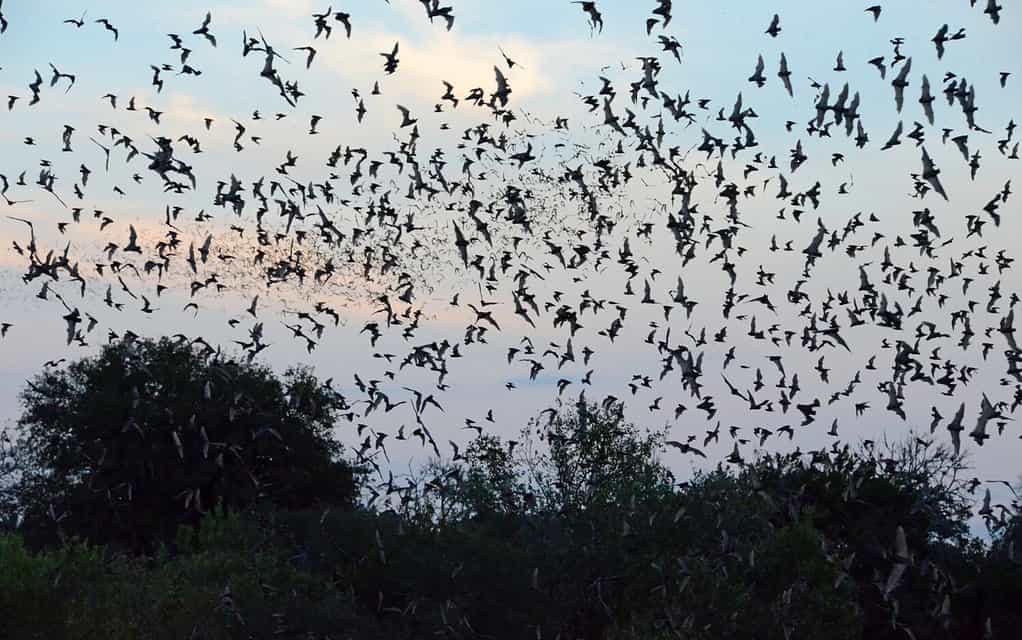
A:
[
  {"left": 2, "top": 361, "right": 1020, "bottom": 639},
  {"left": 9, "top": 336, "right": 358, "bottom": 553}
]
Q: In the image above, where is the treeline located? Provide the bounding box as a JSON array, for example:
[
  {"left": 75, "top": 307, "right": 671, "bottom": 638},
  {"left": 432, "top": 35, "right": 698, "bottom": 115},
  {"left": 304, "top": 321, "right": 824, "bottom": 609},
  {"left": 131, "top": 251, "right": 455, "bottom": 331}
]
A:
[{"left": 1, "top": 338, "right": 1020, "bottom": 639}]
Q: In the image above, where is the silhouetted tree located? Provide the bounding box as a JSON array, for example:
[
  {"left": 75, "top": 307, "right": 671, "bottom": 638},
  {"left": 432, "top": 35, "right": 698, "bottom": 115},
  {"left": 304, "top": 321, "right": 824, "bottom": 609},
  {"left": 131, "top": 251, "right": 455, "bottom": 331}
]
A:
[
  {"left": 8, "top": 337, "right": 358, "bottom": 554},
  {"left": 526, "top": 396, "right": 675, "bottom": 516}
]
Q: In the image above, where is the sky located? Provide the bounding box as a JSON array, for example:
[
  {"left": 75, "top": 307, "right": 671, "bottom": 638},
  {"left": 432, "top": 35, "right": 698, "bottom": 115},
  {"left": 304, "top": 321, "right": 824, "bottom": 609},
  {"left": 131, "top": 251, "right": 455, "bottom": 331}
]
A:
[{"left": 0, "top": 1, "right": 1020, "bottom": 519}]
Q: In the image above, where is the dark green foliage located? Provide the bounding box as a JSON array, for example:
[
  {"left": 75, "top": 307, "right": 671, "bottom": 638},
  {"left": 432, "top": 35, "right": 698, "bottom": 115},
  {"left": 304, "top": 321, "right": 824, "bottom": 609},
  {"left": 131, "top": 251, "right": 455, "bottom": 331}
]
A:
[
  {"left": 0, "top": 507, "right": 394, "bottom": 640},
  {"left": 8, "top": 337, "right": 358, "bottom": 554},
  {"left": 530, "top": 397, "right": 676, "bottom": 514},
  {"left": 3, "top": 371, "right": 1021, "bottom": 639},
  {"left": 272, "top": 399, "right": 862, "bottom": 640},
  {"left": 741, "top": 441, "right": 985, "bottom": 639}
]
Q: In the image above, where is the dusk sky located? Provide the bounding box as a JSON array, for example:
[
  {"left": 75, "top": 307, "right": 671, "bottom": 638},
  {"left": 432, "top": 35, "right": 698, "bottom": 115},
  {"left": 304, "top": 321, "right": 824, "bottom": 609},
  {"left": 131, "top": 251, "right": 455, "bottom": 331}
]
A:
[{"left": 1, "top": 0, "right": 1020, "bottom": 517}]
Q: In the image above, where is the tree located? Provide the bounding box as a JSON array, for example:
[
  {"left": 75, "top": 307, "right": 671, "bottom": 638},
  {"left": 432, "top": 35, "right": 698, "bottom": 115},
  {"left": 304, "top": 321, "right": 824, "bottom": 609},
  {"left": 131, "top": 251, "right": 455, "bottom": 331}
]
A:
[
  {"left": 449, "top": 433, "right": 529, "bottom": 522},
  {"left": 864, "top": 434, "right": 974, "bottom": 544},
  {"left": 0, "top": 425, "right": 32, "bottom": 532},
  {"left": 524, "top": 396, "right": 675, "bottom": 516},
  {"left": 740, "top": 438, "right": 989, "bottom": 640},
  {"left": 8, "top": 336, "right": 359, "bottom": 554}
]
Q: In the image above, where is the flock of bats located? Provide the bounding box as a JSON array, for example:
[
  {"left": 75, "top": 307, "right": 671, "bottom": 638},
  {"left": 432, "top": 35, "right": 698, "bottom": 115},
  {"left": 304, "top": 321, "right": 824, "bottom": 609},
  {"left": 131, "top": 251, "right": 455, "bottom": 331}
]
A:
[{"left": 0, "top": 0, "right": 1019, "bottom": 520}]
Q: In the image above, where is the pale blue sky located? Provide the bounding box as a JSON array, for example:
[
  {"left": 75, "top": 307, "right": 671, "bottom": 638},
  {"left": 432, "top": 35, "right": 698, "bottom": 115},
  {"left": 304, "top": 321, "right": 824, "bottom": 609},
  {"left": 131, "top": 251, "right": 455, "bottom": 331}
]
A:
[{"left": 1, "top": 1, "right": 1020, "bottom": 520}]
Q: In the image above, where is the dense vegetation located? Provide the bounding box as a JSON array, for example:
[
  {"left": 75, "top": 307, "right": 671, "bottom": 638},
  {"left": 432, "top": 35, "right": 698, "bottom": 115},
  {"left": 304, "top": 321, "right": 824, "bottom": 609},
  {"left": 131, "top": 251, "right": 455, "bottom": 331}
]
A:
[{"left": 1, "top": 340, "right": 1020, "bottom": 639}]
